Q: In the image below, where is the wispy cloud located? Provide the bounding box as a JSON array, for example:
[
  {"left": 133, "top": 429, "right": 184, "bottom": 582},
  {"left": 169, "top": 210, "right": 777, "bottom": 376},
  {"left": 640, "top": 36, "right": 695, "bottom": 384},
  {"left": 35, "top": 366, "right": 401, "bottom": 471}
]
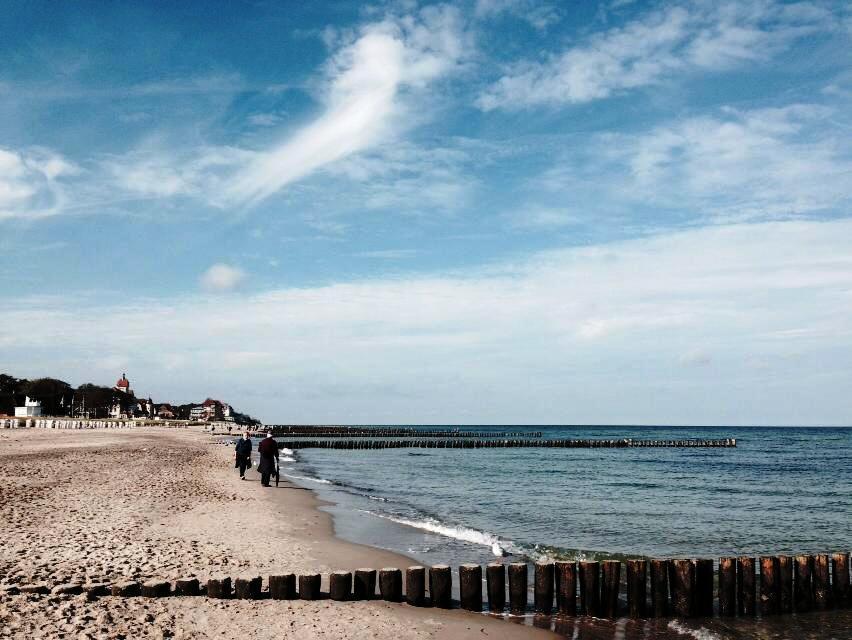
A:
[
  {"left": 476, "top": 0, "right": 834, "bottom": 110},
  {"left": 0, "top": 147, "right": 78, "bottom": 220},
  {"left": 223, "top": 5, "right": 470, "bottom": 206},
  {"left": 538, "top": 103, "right": 852, "bottom": 223}
]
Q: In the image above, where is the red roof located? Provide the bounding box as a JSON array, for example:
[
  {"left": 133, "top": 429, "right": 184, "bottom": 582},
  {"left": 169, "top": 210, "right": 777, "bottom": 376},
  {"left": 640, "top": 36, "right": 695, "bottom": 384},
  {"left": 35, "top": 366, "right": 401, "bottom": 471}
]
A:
[
  {"left": 116, "top": 375, "right": 130, "bottom": 388},
  {"left": 202, "top": 398, "right": 221, "bottom": 407}
]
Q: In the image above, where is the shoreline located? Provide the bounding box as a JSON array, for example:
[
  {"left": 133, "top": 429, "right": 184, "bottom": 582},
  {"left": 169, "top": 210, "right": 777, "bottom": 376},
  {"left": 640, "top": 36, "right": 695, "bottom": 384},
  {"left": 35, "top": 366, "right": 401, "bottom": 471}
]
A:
[{"left": 0, "top": 426, "right": 557, "bottom": 639}]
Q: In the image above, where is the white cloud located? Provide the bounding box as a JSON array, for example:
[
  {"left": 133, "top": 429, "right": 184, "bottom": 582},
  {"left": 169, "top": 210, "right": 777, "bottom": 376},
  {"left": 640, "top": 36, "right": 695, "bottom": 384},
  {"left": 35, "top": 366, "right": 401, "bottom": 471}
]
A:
[
  {"left": 476, "top": 1, "right": 833, "bottom": 110},
  {"left": 474, "top": 0, "right": 561, "bottom": 30},
  {"left": 539, "top": 103, "right": 852, "bottom": 223},
  {"left": 0, "top": 147, "right": 77, "bottom": 220},
  {"left": 200, "top": 264, "right": 246, "bottom": 291},
  {"left": 3, "top": 219, "right": 852, "bottom": 424},
  {"left": 223, "top": 5, "right": 469, "bottom": 206}
]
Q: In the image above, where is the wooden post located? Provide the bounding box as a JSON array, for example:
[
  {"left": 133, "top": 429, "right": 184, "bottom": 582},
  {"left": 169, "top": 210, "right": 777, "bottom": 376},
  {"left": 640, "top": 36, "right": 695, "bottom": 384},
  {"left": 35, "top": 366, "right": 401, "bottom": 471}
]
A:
[
  {"left": 759, "top": 556, "right": 779, "bottom": 615},
  {"left": 737, "top": 557, "right": 756, "bottom": 616},
  {"left": 111, "top": 581, "right": 141, "bottom": 597},
  {"left": 379, "top": 568, "right": 403, "bottom": 602},
  {"left": 299, "top": 574, "right": 321, "bottom": 600},
  {"left": 508, "top": 562, "right": 528, "bottom": 614},
  {"left": 601, "top": 560, "right": 620, "bottom": 619},
  {"left": 430, "top": 565, "right": 452, "bottom": 608},
  {"left": 174, "top": 578, "right": 200, "bottom": 597},
  {"left": 269, "top": 574, "right": 297, "bottom": 600},
  {"left": 534, "top": 562, "right": 554, "bottom": 614},
  {"left": 650, "top": 559, "right": 669, "bottom": 617},
  {"left": 141, "top": 580, "right": 170, "bottom": 598},
  {"left": 234, "top": 577, "right": 262, "bottom": 600},
  {"left": 330, "top": 571, "right": 352, "bottom": 601},
  {"left": 832, "top": 553, "right": 850, "bottom": 608},
  {"left": 778, "top": 556, "right": 793, "bottom": 614},
  {"left": 578, "top": 561, "right": 600, "bottom": 617},
  {"left": 406, "top": 566, "right": 426, "bottom": 606},
  {"left": 459, "top": 564, "right": 482, "bottom": 611},
  {"left": 670, "top": 560, "right": 694, "bottom": 618},
  {"left": 794, "top": 555, "right": 813, "bottom": 612},
  {"left": 354, "top": 569, "right": 376, "bottom": 600},
  {"left": 813, "top": 554, "right": 831, "bottom": 610},
  {"left": 718, "top": 558, "right": 736, "bottom": 616},
  {"left": 486, "top": 563, "right": 506, "bottom": 613},
  {"left": 555, "top": 561, "right": 576, "bottom": 616},
  {"left": 207, "top": 577, "right": 231, "bottom": 599},
  {"left": 694, "top": 559, "right": 713, "bottom": 617},
  {"left": 626, "top": 559, "right": 646, "bottom": 618}
]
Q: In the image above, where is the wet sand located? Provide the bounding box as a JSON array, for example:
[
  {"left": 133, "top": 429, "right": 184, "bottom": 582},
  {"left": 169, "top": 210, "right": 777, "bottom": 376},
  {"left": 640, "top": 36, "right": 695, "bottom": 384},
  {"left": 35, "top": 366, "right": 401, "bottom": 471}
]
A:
[{"left": 0, "top": 427, "right": 556, "bottom": 639}]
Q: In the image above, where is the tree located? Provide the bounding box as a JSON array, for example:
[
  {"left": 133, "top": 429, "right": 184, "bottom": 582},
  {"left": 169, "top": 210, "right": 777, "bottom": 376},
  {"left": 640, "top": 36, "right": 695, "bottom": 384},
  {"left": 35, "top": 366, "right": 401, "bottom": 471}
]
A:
[
  {"left": 23, "top": 378, "right": 73, "bottom": 416},
  {"left": 0, "top": 374, "right": 22, "bottom": 416},
  {"left": 72, "top": 384, "right": 117, "bottom": 418}
]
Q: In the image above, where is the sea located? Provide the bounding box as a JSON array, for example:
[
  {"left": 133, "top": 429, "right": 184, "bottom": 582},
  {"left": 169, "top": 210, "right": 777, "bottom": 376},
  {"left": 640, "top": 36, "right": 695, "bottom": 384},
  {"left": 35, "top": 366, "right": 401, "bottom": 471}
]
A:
[{"left": 264, "top": 426, "right": 852, "bottom": 639}]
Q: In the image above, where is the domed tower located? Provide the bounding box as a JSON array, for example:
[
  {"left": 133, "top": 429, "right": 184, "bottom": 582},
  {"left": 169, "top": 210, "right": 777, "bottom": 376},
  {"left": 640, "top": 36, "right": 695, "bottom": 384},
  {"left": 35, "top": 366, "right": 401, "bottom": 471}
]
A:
[{"left": 115, "top": 373, "right": 131, "bottom": 394}]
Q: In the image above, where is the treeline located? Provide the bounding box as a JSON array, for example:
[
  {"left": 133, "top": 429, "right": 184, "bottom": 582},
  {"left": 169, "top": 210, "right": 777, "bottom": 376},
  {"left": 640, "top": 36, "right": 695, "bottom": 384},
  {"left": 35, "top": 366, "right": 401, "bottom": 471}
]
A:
[{"left": 0, "top": 373, "right": 259, "bottom": 425}]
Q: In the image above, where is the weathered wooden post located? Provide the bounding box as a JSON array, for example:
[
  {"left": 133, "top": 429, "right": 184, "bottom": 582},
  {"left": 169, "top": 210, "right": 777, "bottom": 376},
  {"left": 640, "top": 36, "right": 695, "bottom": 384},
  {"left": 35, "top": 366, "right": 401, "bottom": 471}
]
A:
[
  {"left": 486, "top": 563, "right": 506, "bottom": 612},
  {"left": 626, "top": 559, "right": 646, "bottom": 618},
  {"left": 650, "top": 559, "right": 669, "bottom": 617},
  {"left": 207, "top": 577, "right": 231, "bottom": 599},
  {"left": 601, "top": 560, "right": 620, "bottom": 619},
  {"left": 354, "top": 569, "right": 376, "bottom": 600},
  {"left": 813, "top": 554, "right": 831, "bottom": 610},
  {"left": 534, "top": 562, "right": 554, "bottom": 614},
  {"left": 555, "top": 561, "right": 576, "bottom": 616},
  {"left": 111, "top": 581, "right": 141, "bottom": 597},
  {"left": 141, "top": 580, "right": 171, "bottom": 598},
  {"left": 718, "top": 557, "right": 736, "bottom": 616},
  {"left": 234, "top": 576, "right": 262, "bottom": 600},
  {"left": 794, "top": 555, "right": 813, "bottom": 612},
  {"left": 430, "top": 565, "right": 452, "bottom": 608},
  {"left": 299, "top": 574, "right": 321, "bottom": 600},
  {"left": 670, "top": 560, "right": 694, "bottom": 618},
  {"left": 578, "top": 561, "right": 600, "bottom": 617},
  {"left": 737, "top": 557, "right": 756, "bottom": 616},
  {"left": 778, "top": 556, "right": 793, "bottom": 614},
  {"left": 694, "top": 559, "right": 713, "bottom": 617},
  {"left": 459, "top": 564, "right": 482, "bottom": 611},
  {"left": 174, "top": 578, "right": 200, "bottom": 597},
  {"left": 406, "top": 566, "right": 426, "bottom": 606},
  {"left": 759, "top": 556, "right": 779, "bottom": 615},
  {"left": 508, "top": 563, "right": 528, "bottom": 614},
  {"left": 379, "top": 568, "right": 403, "bottom": 602},
  {"left": 269, "top": 574, "right": 297, "bottom": 600},
  {"left": 832, "top": 553, "right": 850, "bottom": 608},
  {"left": 330, "top": 571, "right": 352, "bottom": 601}
]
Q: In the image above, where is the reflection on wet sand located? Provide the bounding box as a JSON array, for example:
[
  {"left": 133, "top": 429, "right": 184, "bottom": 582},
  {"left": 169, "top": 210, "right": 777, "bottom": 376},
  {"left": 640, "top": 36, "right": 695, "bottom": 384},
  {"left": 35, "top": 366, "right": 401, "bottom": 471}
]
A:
[{"left": 491, "top": 610, "right": 852, "bottom": 639}]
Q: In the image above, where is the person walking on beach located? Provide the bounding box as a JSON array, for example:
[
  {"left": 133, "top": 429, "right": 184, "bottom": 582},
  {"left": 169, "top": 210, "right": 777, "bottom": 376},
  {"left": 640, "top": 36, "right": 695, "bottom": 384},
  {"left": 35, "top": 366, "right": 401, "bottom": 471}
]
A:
[
  {"left": 234, "top": 432, "right": 252, "bottom": 480},
  {"left": 257, "top": 431, "right": 279, "bottom": 487}
]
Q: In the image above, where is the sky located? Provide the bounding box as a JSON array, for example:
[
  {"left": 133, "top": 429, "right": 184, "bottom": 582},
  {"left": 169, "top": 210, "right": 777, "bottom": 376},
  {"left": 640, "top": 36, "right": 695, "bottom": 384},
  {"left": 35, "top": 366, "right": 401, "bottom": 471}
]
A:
[{"left": 1, "top": 0, "right": 851, "bottom": 425}]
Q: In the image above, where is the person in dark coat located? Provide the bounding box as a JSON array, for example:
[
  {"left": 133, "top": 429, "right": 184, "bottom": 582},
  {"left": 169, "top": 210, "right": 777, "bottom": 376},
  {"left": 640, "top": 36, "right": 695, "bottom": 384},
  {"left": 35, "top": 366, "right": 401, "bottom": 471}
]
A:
[
  {"left": 234, "top": 432, "right": 252, "bottom": 480},
  {"left": 257, "top": 432, "right": 279, "bottom": 487}
]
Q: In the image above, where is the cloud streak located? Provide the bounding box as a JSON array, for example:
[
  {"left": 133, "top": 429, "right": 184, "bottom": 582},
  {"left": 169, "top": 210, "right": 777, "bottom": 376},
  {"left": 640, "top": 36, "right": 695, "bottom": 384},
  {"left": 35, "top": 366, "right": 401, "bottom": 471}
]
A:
[{"left": 476, "top": 0, "right": 833, "bottom": 110}]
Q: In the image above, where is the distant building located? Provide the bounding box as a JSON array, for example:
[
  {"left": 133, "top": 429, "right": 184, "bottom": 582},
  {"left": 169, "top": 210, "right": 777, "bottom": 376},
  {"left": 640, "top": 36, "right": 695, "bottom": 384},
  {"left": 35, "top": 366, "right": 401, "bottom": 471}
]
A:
[
  {"left": 190, "top": 398, "right": 227, "bottom": 422},
  {"left": 114, "top": 373, "right": 131, "bottom": 394},
  {"left": 15, "top": 396, "right": 42, "bottom": 417}
]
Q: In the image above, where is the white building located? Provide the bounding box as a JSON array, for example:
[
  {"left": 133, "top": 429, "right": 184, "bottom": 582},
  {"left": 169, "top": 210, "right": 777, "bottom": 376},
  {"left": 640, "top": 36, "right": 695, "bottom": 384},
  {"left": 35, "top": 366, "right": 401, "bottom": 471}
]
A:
[{"left": 15, "top": 396, "right": 42, "bottom": 417}]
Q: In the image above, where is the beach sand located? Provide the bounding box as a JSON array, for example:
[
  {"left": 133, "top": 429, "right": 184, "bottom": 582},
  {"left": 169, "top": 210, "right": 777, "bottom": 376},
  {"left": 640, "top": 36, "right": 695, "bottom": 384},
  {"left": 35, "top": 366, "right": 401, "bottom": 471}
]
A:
[{"left": 0, "top": 427, "right": 557, "bottom": 639}]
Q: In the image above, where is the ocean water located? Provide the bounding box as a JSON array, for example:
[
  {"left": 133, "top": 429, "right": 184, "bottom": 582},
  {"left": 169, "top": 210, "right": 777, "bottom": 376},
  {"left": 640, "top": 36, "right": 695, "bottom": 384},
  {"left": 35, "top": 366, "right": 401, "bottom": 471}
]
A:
[{"left": 273, "top": 426, "right": 852, "bottom": 639}]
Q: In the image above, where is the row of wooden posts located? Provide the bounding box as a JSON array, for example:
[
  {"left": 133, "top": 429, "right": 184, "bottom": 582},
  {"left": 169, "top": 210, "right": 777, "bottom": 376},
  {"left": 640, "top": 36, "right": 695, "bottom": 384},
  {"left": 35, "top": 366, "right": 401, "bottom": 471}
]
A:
[
  {"left": 282, "top": 438, "right": 736, "bottom": 450},
  {"left": 96, "top": 554, "right": 851, "bottom": 618},
  {"left": 260, "top": 426, "right": 543, "bottom": 438}
]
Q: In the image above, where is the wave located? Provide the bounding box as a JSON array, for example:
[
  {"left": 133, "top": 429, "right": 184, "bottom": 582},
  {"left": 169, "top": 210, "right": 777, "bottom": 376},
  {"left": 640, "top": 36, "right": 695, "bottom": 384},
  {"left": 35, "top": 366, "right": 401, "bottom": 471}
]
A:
[
  {"left": 667, "top": 621, "right": 724, "bottom": 640},
  {"left": 365, "top": 512, "right": 513, "bottom": 557},
  {"left": 281, "top": 473, "right": 333, "bottom": 485}
]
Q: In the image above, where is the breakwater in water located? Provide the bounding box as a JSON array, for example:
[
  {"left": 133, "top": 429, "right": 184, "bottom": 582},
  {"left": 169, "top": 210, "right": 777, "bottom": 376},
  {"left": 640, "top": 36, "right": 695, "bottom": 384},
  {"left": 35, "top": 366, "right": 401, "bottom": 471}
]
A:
[
  {"left": 282, "top": 437, "right": 735, "bottom": 449},
  {"left": 259, "top": 426, "right": 543, "bottom": 437}
]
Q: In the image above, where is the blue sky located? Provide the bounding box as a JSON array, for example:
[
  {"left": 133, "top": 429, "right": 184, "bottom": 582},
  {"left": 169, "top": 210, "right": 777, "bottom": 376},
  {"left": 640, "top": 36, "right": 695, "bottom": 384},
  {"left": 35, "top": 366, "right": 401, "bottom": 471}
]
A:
[{"left": 1, "top": 0, "right": 851, "bottom": 424}]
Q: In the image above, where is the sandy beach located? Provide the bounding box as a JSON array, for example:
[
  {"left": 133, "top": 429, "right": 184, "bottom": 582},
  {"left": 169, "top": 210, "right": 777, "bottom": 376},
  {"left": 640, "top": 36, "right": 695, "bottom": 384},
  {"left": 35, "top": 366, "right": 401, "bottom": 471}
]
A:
[{"left": 0, "top": 427, "right": 557, "bottom": 639}]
